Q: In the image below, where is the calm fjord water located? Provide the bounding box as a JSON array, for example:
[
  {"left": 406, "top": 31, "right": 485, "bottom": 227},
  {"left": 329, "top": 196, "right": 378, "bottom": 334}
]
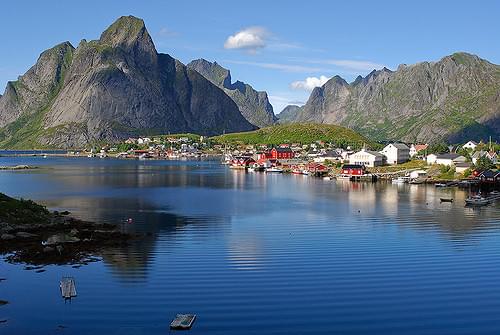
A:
[{"left": 0, "top": 156, "right": 499, "bottom": 335}]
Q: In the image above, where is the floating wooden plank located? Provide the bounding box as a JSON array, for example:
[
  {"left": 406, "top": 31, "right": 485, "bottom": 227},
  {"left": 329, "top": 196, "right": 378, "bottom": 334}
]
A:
[
  {"left": 60, "top": 277, "right": 77, "bottom": 299},
  {"left": 170, "top": 314, "right": 196, "bottom": 330}
]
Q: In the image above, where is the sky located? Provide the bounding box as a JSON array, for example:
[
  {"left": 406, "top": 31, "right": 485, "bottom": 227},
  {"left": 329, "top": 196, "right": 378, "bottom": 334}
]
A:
[{"left": 1, "top": 0, "right": 499, "bottom": 113}]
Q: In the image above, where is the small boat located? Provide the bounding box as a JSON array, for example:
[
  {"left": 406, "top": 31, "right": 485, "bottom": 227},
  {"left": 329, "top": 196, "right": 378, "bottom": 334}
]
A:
[
  {"left": 392, "top": 177, "right": 409, "bottom": 184},
  {"left": 409, "top": 178, "right": 424, "bottom": 185},
  {"left": 266, "top": 167, "right": 283, "bottom": 173},
  {"left": 465, "top": 194, "right": 491, "bottom": 206},
  {"left": 248, "top": 163, "right": 265, "bottom": 172},
  {"left": 170, "top": 314, "right": 196, "bottom": 330},
  {"left": 440, "top": 198, "right": 454, "bottom": 203}
]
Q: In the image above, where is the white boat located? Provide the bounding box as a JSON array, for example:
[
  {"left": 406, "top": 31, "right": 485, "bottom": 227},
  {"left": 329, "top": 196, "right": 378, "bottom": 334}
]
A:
[
  {"left": 266, "top": 167, "right": 283, "bottom": 173},
  {"left": 465, "top": 194, "right": 491, "bottom": 206},
  {"left": 392, "top": 176, "right": 409, "bottom": 184}
]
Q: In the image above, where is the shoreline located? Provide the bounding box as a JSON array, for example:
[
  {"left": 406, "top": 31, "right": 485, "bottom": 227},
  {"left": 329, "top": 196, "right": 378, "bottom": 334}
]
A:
[{"left": 0, "top": 193, "right": 140, "bottom": 266}]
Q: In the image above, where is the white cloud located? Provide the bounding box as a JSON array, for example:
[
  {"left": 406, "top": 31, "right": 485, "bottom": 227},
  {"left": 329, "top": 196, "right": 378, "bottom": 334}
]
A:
[
  {"left": 224, "top": 27, "right": 268, "bottom": 53},
  {"left": 158, "top": 27, "right": 179, "bottom": 37},
  {"left": 301, "top": 58, "right": 386, "bottom": 72},
  {"left": 224, "top": 60, "right": 327, "bottom": 73},
  {"left": 269, "top": 95, "right": 306, "bottom": 114},
  {"left": 290, "top": 75, "right": 330, "bottom": 91}
]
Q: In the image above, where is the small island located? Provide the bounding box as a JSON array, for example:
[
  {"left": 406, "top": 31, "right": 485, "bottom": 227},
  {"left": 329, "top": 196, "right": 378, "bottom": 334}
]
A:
[{"left": 0, "top": 193, "right": 136, "bottom": 265}]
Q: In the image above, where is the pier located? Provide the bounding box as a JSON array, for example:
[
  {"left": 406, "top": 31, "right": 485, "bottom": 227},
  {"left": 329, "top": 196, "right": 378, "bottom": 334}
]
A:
[{"left": 60, "top": 277, "right": 77, "bottom": 299}]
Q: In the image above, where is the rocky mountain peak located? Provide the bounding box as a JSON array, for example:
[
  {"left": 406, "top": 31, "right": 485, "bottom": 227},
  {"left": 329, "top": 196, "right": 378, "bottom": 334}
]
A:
[
  {"left": 187, "top": 59, "right": 276, "bottom": 128},
  {"left": 0, "top": 16, "right": 255, "bottom": 148},
  {"left": 187, "top": 59, "right": 232, "bottom": 88},
  {"left": 99, "top": 15, "right": 156, "bottom": 59}
]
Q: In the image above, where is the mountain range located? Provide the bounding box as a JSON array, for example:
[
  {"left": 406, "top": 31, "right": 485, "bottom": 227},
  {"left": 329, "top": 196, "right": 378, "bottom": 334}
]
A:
[
  {"left": 0, "top": 16, "right": 255, "bottom": 148},
  {"left": 0, "top": 15, "right": 498, "bottom": 148},
  {"left": 285, "top": 53, "right": 499, "bottom": 143}
]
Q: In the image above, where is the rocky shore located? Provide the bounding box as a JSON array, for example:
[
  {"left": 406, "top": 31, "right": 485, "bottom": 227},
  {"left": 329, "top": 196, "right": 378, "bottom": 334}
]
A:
[
  {"left": 0, "top": 193, "right": 138, "bottom": 265},
  {"left": 0, "top": 165, "right": 37, "bottom": 170}
]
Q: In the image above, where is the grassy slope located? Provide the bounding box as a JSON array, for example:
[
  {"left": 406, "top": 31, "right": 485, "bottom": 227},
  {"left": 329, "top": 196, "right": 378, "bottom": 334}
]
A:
[
  {"left": 0, "top": 193, "right": 51, "bottom": 226},
  {"left": 212, "top": 123, "right": 376, "bottom": 149}
]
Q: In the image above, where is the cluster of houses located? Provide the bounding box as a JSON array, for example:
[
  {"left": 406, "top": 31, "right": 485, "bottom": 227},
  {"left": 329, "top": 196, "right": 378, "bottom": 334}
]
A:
[
  {"left": 93, "top": 136, "right": 208, "bottom": 159},
  {"left": 226, "top": 139, "right": 499, "bottom": 184}
]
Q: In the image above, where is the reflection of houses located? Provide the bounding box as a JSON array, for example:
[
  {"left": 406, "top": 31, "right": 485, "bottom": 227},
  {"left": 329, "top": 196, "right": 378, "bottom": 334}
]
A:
[
  {"left": 349, "top": 149, "right": 385, "bottom": 167},
  {"left": 380, "top": 143, "right": 410, "bottom": 164},
  {"left": 426, "top": 153, "right": 467, "bottom": 166}
]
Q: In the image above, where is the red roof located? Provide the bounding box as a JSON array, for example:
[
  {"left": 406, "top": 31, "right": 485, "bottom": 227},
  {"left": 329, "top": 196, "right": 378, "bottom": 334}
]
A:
[{"left": 414, "top": 144, "right": 428, "bottom": 152}]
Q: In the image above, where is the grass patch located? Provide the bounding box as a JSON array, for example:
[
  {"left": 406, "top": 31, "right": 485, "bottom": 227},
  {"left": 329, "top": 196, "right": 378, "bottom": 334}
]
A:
[{"left": 211, "top": 123, "right": 375, "bottom": 149}]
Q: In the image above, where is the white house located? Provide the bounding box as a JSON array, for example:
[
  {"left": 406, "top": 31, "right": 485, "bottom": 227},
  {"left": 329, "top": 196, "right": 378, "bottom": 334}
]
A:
[
  {"left": 409, "top": 144, "right": 428, "bottom": 157},
  {"left": 471, "top": 151, "right": 498, "bottom": 165},
  {"left": 313, "top": 151, "right": 343, "bottom": 163},
  {"left": 455, "top": 162, "right": 472, "bottom": 174},
  {"left": 462, "top": 141, "right": 478, "bottom": 150},
  {"left": 427, "top": 153, "right": 467, "bottom": 166},
  {"left": 349, "top": 148, "right": 385, "bottom": 167},
  {"left": 380, "top": 143, "right": 410, "bottom": 165},
  {"left": 486, "top": 151, "right": 498, "bottom": 164}
]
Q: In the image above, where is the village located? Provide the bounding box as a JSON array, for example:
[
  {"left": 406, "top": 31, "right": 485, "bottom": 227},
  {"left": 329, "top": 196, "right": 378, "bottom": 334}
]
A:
[{"left": 75, "top": 135, "right": 500, "bottom": 189}]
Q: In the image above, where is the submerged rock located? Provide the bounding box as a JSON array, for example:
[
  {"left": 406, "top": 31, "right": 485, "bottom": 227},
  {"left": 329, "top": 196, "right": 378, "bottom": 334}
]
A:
[
  {"left": 16, "top": 232, "right": 38, "bottom": 239},
  {"left": 1, "top": 234, "right": 15, "bottom": 240},
  {"left": 46, "top": 234, "right": 80, "bottom": 245}
]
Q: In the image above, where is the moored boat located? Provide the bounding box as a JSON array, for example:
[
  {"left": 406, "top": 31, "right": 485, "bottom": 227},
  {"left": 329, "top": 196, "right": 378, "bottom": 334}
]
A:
[
  {"left": 392, "top": 176, "right": 410, "bottom": 184},
  {"left": 266, "top": 167, "right": 283, "bottom": 173},
  {"left": 465, "top": 194, "right": 491, "bottom": 206}
]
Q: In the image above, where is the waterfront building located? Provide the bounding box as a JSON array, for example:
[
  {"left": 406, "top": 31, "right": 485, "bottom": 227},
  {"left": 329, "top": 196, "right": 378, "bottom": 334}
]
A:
[
  {"left": 313, "top": 151, "right": 343, "bottom": 163},
  {"left": 349, "top": 149, "right": 385, "bottom": 167},
  {"left": 477, "top": 170, "right": 500, "bottom": 184},
  {"left": 426, "top": 153, "right": 467, "bottom": 166},
  {"left": 341, "top": 164, "right": 366, "bottom": 176},
  {"left": 380, "top": 143, "right": 410, "bottom": 165}
]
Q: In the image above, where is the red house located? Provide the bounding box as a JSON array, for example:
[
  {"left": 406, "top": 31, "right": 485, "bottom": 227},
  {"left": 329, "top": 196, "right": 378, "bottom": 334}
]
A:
[
  {"left": 270, "top": 147, "right": 294, "bottom": 160},
  {"left": 230, "top": 156, "right": 256, "bottom": 168},
  {"left": 341, "top": 164, "right": 366, "bottom": 176}
]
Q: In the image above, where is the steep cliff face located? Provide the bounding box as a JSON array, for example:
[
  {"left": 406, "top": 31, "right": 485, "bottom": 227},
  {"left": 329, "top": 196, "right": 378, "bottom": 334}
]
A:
[
  {"left": 0, "top": 16, "right": 254, "bottom": 148},
  {"left": 294, "top": 53, "right": 500, "bottom": 143},
  {"left": 187, "top": 59, "right": 277, "bottom": 128}
]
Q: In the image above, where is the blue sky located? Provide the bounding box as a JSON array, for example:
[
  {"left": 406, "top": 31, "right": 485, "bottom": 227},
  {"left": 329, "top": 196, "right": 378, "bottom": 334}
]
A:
[{"left": 1, "top": 0, "right": 499, "bottom": 113}]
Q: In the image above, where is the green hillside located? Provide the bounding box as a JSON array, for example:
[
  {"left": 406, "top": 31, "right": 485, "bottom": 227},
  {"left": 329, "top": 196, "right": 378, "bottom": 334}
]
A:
[{"left": 212, "top": 123, "right": 376, "bottom": 149}]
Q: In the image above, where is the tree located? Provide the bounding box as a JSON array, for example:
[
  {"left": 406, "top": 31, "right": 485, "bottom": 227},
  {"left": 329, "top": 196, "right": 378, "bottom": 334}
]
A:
[
  {"left": 474, "top": 156, "right": 495, "bottom": 171},
  {"left": 428, "top": 143, "right": 449, "bottom": 154}
]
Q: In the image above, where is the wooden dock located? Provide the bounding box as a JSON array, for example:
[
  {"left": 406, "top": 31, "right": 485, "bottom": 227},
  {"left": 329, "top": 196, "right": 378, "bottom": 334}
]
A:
[
  {"left": 60, "top": 277, "right": 77, "bottom": 299},
  {"left": 170, "top": 314, "right": 196, "bottom": 330}
]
